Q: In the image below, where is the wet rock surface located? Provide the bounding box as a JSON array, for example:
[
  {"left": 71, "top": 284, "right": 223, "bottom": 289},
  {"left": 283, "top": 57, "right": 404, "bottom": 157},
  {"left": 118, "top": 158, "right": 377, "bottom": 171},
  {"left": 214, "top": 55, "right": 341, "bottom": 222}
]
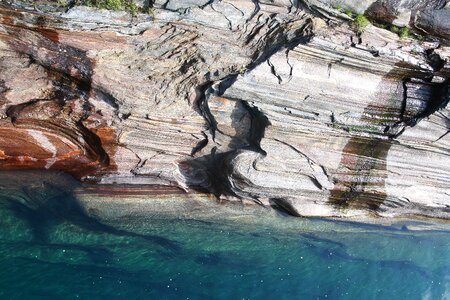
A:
[{"left": 0, "top": 0, "right": 449, "bottom": 219}]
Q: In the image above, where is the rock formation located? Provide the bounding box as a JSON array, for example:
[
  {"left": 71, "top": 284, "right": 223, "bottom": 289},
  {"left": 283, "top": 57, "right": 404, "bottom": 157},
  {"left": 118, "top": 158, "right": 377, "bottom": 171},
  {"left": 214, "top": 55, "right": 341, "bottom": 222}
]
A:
[{"left": 0, "top": 0, "right": 449, "bottom": 219}]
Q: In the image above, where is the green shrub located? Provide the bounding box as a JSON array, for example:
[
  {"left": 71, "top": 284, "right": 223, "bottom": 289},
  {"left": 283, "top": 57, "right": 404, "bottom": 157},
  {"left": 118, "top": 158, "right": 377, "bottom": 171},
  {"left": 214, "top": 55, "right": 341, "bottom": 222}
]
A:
[
  {"left": 144, "top": 6, "right": 155, "bottom": 18},
  {"left": 354, "top": 14, "right": 369, "bottom": 34},
  {"left": 98, "top": 0, "right": 122, "bottom": 10},
  {"left": 379, "top": 24, "right": 410, "bottom": 39},
  {"left": 80, "top": 0, "right": 140, "bottom": 13},
  {"left": 398, "top": 27, "right": 409, "bottom": 39},
  {"left": 335, "top": 3, "right": 343, "bottom": 11},
  {"left": 390, "top": 25, "right": 400, "bottom": 33},
  {"left": 345, "top": 9, "right": 353, "bottom": 17},
  {"left": 57, "top": 0, "right": 68, "bottom": 6}
]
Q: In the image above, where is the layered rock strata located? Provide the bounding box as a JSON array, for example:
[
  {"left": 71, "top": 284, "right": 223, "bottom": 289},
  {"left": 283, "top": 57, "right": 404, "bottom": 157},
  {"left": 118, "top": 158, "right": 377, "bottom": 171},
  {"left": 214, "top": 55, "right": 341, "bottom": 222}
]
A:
[{"left": 0, "top": 0, "right": 449, "bottom": 219}]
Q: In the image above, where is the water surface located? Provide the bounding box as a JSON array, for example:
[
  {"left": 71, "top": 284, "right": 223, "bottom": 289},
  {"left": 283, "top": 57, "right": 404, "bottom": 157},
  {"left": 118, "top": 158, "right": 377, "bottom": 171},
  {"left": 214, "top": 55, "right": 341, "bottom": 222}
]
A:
[{"left": 0, "top": 171, "right": 449, "bottom": 299}]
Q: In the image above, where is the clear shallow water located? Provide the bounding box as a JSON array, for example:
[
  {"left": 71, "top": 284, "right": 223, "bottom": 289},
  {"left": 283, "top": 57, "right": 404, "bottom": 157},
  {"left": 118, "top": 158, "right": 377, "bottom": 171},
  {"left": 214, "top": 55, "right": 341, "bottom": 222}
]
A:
[{"left": 0, "top": 173, "right": 449, "bottom": 299}]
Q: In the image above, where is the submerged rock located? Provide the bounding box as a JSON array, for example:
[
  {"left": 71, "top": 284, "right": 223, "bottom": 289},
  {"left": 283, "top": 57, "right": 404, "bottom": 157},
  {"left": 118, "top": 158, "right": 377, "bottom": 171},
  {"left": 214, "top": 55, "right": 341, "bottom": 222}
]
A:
[{"left": 0, "top": 0, "right": 449, "bottom": 219}]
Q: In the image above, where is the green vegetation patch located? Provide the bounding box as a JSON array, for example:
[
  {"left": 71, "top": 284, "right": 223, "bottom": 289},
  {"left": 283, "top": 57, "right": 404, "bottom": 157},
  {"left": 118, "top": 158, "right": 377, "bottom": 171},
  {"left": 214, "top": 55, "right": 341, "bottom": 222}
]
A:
[
  {"left": 25, "top": 0, "right": 156, "bottom": 17},
  {"left": 345, "top": 9, "right": 354, "bottom": 17},
  {"left": 80, "top": 0, "right": 138, "bottom": 12},
  {"left": 334, "top": 3, "right": 414, "bottom": 39},
  {"left": 398, "top": 27, "right": 410, "bottom": 39},
  {"left": 353, "top": 14, "right": 370, "bottom": 34},
  {"left": 366, "top": 20, "right": 413, "bottom": 39},
  {"left": 376, "top": 23, "right": 411, "bottom": 39},
  {"left": 333, "top": 4, "right": 371, "bottom": 35}
]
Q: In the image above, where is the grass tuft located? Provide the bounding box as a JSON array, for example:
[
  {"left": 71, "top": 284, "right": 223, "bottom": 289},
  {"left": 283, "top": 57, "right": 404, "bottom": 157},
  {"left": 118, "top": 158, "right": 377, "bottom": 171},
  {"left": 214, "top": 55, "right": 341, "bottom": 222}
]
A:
[
  {"left": 398, "top": 27, "right": 409, "bottom": 39},
  {"left": 76, "top": 0, "right": 144, "bottom": 14},
  {"left": 345, "top": 9, "right": 353, "bottom": 17},
  {"left": 353, "top": 14, "right": 369, "bottom": 34}
]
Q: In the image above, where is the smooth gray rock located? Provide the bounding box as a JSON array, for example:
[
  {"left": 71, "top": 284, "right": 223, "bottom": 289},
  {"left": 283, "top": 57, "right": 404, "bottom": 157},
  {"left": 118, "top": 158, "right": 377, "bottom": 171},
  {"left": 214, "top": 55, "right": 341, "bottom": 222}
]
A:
[{"left": 415, "top": 9, "right": 450, "bottom": 39}]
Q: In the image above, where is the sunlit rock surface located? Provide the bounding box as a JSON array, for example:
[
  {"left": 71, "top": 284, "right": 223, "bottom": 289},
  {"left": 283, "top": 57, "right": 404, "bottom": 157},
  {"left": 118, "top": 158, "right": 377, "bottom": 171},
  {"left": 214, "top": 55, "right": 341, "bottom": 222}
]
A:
[{"left": 0, "top": 0, "right": 449, "bottom": 219}]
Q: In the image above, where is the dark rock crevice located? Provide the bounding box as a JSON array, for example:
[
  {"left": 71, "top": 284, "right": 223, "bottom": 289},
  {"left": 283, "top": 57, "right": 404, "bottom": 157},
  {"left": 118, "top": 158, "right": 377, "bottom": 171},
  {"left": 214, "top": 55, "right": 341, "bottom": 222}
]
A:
[
  {"left": 397, "top": 78, "right": 449, "bottom": 132},
  {"left": 193, "top": 80, "right": 218, "bottom": 142},
  {"left": 269, "top": 197, "right": 302, "bottom": 217},
  {"left": 181, "top": 95, "right": 271, "bottom": 199}
]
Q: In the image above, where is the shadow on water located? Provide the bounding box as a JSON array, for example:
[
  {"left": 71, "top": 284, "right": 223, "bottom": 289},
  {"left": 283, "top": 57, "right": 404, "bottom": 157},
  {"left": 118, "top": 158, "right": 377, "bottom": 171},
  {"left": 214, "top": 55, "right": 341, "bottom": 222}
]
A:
[
  {"left": 0, "top": 171, "right": 181, "bottom": 253},
  {"left": 0, "top": 239, "right": 114, "bottom": 264},
  {"left": 300, "top": 232, "right": 434, "bottom": 280},
  {"left": 10, "top": 256, "right": 213, "bottom": 299}
]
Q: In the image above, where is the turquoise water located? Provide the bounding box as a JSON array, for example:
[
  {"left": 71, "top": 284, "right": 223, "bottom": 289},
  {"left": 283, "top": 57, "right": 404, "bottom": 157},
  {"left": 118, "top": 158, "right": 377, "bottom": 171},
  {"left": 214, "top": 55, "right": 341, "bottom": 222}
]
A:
[{"left": 0, "top": 172, "right": 449, "bottom": 299}]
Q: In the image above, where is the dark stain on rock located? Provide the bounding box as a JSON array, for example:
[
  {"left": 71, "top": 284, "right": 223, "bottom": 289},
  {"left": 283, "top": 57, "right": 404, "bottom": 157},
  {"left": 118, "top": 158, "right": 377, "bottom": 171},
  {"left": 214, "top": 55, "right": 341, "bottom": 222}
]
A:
[
  {"left": 0, "top": 79, "right": 10, "bottom": 103},
  {"left": 330, "top": 62, "right": 449, "bottom": 212},
  {"left": 0, "top": 15, "right": 12, "bottom": 25},
  {"left": 36, "top": 28, "right": 59, "bottom": 43},
  {"left": 329, "top": 137, "right": 391, "bottom": 211},
  {"left": 34, "top": 15, "right": 60, "bottom": 42}
]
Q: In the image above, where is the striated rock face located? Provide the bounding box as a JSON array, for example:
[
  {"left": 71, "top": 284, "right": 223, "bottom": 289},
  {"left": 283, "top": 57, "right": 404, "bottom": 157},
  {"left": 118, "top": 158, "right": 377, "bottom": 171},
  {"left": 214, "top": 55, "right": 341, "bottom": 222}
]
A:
[{"left": 0, "top": 0, "right": 449, "bottom": 219}]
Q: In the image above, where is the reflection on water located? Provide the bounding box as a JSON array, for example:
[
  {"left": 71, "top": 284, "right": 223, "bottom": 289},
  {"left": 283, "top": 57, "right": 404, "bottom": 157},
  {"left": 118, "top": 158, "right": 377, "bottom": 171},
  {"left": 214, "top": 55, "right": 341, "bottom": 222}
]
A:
[{"left": 0, "top": 171, "right": 449, "bottom": 299}]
